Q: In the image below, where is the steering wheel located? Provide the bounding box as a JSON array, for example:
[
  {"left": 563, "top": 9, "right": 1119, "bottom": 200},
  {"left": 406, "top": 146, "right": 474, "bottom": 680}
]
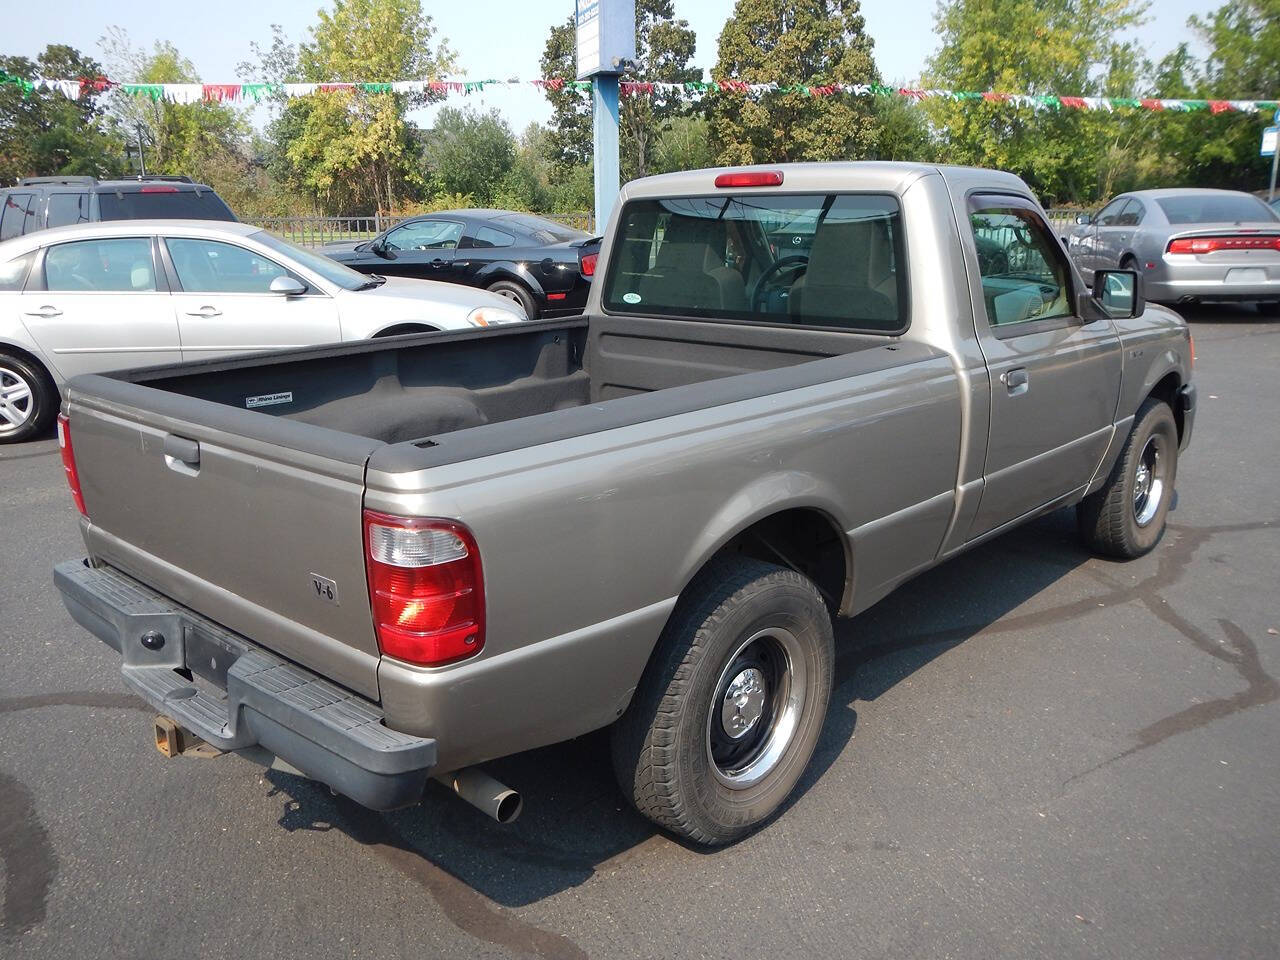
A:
[{"left": 750, "top": 256, "right": 809, "bottom": 313}]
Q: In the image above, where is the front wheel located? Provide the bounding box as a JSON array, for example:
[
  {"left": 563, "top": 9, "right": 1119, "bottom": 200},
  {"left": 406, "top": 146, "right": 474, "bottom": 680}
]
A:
[
  {"left": 1077, "top": 397, "right": 1178, "bottom": 558},
  {"left": 611, "top": 558, "right": 835, "bottom": 846}
]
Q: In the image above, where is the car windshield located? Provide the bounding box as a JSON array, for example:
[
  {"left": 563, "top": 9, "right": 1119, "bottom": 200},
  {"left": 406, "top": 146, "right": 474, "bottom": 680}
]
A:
[
  {"left": 97, "top": 189, "right": 236, "bottom": 221},
  {"left": 495, "top": 213, "right": 587, "bottom": 244},
  {"left": 253, "top": 231, "right": 373, "bottom": 291},
  {"left": 1156, "top": 194, "right": 1278, "bottom": 224}
]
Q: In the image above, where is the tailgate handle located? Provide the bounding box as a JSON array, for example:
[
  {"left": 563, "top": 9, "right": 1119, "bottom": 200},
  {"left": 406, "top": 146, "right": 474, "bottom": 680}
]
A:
[{"left": 163, "top": 434, "right": 200, "bottom": 474}]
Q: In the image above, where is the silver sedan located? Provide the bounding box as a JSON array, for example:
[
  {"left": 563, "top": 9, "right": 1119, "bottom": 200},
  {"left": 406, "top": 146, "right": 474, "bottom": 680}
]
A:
[
  {"left": 1065, "top": 188, "right": 1280, "bottom": 314},
  {"left": 0, "top": 220, "right": 526, "bottom": 442}
]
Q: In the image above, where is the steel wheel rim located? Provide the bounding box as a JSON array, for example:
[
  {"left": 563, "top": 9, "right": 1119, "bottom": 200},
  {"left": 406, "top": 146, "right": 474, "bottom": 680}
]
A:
[
  {"left": 494, "top": 288, "right": 522, "bottom": 304},
  {"left": 706, "top": 627, "right": 807, "bottom": 790},
  {"left": 1133, "top": 434, "right": 1166, "bottom": 527},
  {"left": 0, "top": 365, "right": 34, "bottom": 434}
]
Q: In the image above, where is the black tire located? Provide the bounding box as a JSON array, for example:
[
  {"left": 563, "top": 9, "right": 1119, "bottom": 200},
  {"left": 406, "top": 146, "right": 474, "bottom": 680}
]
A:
[
  {"left": 1120, "top": 255, "right": 1138, "bottom": 271},
  {"left": 611, "top": 557, "right": 835, "bottom": 846},
  {"left": 486, "top": 280, "right": 538, "bottom": 320},
  {"left": 1077, "top": 397, "right": 1178, "bottom": 558},
  {"left": 1256, "top": 301, "right": 1280, "bottom": 316},
  {"left": 0, "top": 352, "right": 58, "bottom": 444}
]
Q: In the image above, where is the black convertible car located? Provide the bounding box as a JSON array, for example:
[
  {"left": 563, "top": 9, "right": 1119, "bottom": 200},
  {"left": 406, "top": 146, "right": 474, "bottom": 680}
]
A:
[{"left": 323, "top": 210, "right": 600, "bottom": 319}]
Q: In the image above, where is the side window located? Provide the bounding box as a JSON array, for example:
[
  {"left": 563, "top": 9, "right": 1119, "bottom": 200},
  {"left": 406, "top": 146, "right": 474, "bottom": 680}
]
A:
[
  {"left": 45, "top": 238, "right": 156, "bottom": 292},
  {"left": 1116, "top": 200, "right": 1144, "bottom": 227},
  {"left": 1, "top": 193, "right": 37, "bottom": 241},
  {"left": 969, "top": 201, "right": 1073, "bottom": 329},
  {"left": 0, "top": 252, "right": 35, "bottom": 291},
  {"left": 46, "top": 193, "right": 91, "bottom": 228},
  {"left": 166, "top": 238, "right": 289, "bottom": 293},
  {"left": 1094, "top": 198, "right": 1128, "bottom": 227},
  {"left": 385, "top": 220, "right": 463, "bottom": 251},
  {"left": 472, "top": 226, "right": 516, "bottom": 248}
]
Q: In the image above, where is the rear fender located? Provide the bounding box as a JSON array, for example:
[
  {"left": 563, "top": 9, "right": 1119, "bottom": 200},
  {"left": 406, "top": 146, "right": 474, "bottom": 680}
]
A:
[{"left": 474, "top": 262, "right": 547, "bottom": 299}]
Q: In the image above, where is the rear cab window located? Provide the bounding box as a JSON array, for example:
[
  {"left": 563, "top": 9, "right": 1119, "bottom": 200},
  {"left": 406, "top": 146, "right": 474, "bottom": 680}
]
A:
[
  {"left": 967, "top": 196, "right": 1074, "bottom": 333},
  {"left": 97, "top": 188, "right": 235, "bottom": 221},
  {"left": 602, "top": 193, "right": 908, "bottom": 333}
]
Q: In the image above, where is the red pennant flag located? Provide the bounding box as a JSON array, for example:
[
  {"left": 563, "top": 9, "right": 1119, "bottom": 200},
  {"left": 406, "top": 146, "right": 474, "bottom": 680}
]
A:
[
  {"left": 982, "top": 91, "right": 1010, "bottom": 102},
  {"left": 1209, "top": 100, "right": 1232, "bottom": 113},
  {"left": 1059, "top": 96, "right": 1087, "bottom": 109},
  {"left": 318, "top": 83, "right": 353, "bottom": 93},
  {"left": 203, "top": 84, "right": 241, "bottom": 101},
  {"left": 1140, "top": 99, "right": 1164, "bottom": 110}
]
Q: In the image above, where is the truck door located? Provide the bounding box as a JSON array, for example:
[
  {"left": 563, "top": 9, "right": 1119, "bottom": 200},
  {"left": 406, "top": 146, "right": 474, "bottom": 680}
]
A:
[{"left": 963, "top": 194, "right": 1122, "bottom": 541}]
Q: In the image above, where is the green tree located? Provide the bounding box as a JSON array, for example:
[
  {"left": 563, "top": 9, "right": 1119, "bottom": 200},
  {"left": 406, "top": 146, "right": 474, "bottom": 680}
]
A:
[
  {"left": 0, "top": 45, "right": 124, "bottom": 182},
  {"left": 651, "top": 114, "right": 714, "bottom": 173},
  {"left": 423, "top": 107, "right": 516, "bottom": 205},
  {"left": 922, "top": 0, "right": 1148, "bottom": 203},
  {"left": 539, "top": 16, "right": 592, "bottom": 172},
  {"left": 708, "top": 0, "right": 881, "bottom": 165},
  {"left": 244, "top": 2, "right": 455, "bottom": 214},
  {"left": 869, "top": 88, "right": 936, "bottom": 162}
]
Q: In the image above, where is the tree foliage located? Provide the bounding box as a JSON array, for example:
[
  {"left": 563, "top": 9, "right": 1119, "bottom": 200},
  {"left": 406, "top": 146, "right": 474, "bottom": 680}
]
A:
[
  {"left": 423, "top": 107, "right": 516, "bottom": 205},
  {"left": 0, "top": 46, "right": 124, "bottom": 183},
  {"left": 708, "top": 0, "right": 881, "bottom": 165}
]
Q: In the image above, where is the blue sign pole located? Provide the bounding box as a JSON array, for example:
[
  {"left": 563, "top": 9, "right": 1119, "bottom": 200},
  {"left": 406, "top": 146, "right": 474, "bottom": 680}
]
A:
[{"left": 592, "top": 74, "right": 621, "bottom": 232}]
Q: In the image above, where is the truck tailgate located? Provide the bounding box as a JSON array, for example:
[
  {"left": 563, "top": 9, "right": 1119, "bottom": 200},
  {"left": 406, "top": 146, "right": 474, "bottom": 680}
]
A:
[{"left": 66, "top": 381, "right": 383, "bottom": 699}]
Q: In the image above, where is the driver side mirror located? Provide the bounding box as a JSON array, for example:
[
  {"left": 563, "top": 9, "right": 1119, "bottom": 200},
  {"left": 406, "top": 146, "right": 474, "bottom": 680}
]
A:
[
  {"left": 1075, "top": 212, "right": 1092, "bottom": 225},
  {"left": 269, "top": 275, "right": 307, "bottom": 296},
  {"left": 1091, "top": 269, "right": 1142, "bottom": 319},
  {"left": 370, "top": 237, "right": 392, "bottom": 258}
]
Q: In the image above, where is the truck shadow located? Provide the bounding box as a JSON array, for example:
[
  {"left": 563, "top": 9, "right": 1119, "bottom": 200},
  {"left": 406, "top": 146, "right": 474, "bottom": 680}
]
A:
[{"left": 265, "top": 508, "right": 1094, "bottom": 911}]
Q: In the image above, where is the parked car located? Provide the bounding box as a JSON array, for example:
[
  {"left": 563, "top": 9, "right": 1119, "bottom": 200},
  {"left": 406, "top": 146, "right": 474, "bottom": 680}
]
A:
[
  {"left": 52, "top": 162, "right": 1194, "bottom": 846},
  {"left": 323, "top": 209, "right": 600, "bottom": 319},
  {"left": 0, "top": 220, "right": 525, "bottom": 442},
  {"left": 0, "top": 175, "right": 236, "bottom": 241},
  {"left": 1065, "top": 188, "right": 1280, "bottom": 313}
]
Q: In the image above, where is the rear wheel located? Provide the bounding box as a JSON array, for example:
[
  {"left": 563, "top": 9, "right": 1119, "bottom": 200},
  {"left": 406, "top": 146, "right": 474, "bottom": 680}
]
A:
[
  {"left": 0, "top": 353, "right": 57, "bottom": 444},
  {"left": 486, "top": 280, "right": 538, "bottom": 320},
  {"left": 611, "top": 557, "right": 834, "bottom": 846},
  {"left": 1077, "top": 397, "right": 1178, "bottom": 558}
]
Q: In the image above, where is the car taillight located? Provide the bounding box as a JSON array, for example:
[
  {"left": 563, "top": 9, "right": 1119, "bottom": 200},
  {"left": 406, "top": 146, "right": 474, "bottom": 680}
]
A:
[
  {"left": 363, "top": 511, "right": 484, "bottom": 667},
  {"left": 56, "top": 413, "right": 87, "bottom": 516},
  {"left": 714, "top": 170, "right": 784, "bottom": 188},
  {"left": 1167, "top": 235, "right": 1280, "bottom": 254},
  {"left": 580, "top": 252, "right": 598, "bottom": 277}
]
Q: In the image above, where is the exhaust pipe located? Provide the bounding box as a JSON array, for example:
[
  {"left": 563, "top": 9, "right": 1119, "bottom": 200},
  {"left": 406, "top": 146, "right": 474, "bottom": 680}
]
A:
[{"left": 433, "top": 767, "right": 522, "bottom": 823}]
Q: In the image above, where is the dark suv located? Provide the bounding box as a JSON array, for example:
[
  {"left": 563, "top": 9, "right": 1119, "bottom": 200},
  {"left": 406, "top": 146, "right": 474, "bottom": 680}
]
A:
[{"left": 0, "top": 176, "right": 236, "bottom": 242}]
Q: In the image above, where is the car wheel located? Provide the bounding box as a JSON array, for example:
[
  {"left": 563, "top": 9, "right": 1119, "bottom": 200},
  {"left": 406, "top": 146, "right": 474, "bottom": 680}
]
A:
[
  {"left": 1120, "top": 255, "right": 1139, "bottom": 272},
  {"left": 486, "top": 280, "right": 538, "bottom": 320},
  {"left": 1076, "top": 397, "right": 1178, "bottom": 558},
  {"left": 611, "top": 557, "right": 835, "bottom": 846},
  {"left": 0, "top": 353, "right": 57, "bottom": 444}
]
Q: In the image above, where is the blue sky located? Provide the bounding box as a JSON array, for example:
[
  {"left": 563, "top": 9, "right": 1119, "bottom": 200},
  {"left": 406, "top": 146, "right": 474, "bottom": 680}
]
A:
[{"left": 5, "top": 0, "right": 1210, "bottom": 133}]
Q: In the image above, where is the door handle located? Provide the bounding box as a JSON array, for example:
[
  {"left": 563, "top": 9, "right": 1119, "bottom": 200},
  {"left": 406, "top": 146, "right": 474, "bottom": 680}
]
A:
[
  {"left": 24, "top": 306, "right": 62, "bottom": 318},
  {"left": 1001, "top": 368, "right": 1029, "bottom": 393},
  {"left": 184, "top": 306, "right": 222, "bottom": 318},
  {"left": 163, "top": 434, "right": 200, "bottom": 476},
  {"left": 430, "top": 258, "right": 447, "bottom": 267}
]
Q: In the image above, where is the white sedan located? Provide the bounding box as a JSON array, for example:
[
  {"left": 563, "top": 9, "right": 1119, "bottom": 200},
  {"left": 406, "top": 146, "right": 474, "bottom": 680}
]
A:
[{"left": 0, "top": 220, "right": 526, "bottom": 442}]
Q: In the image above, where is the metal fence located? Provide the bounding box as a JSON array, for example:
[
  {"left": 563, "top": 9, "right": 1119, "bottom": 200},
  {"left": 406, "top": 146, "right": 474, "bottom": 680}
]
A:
[{"left": 244, "top": 212, "right": 596, "bottom": 247}]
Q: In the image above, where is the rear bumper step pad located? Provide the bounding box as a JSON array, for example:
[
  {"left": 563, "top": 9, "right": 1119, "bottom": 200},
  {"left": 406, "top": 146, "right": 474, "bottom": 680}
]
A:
[{"left": 53, "top": 559, "right": 436, "bottom": 810}]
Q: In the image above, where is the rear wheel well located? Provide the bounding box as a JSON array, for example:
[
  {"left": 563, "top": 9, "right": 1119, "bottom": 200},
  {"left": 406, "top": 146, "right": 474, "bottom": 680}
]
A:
[
  {"left": 372, "top": 323, "right": 438, "bottom": 338},
  {"left": 0, "top": 344, "right": 58, "bottom": 395},
  {"left": 705, "top": 509, "right": 849, "bottom": 617},
  {"left": 1148, "top": 371, "right": 1183, "bottom": 442}
]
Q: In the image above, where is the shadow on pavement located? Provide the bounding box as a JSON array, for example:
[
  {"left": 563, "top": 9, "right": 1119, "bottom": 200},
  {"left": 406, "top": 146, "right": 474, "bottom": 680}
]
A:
[{"left": 260, "top": 507, "right": 1095, "bottom": 913}]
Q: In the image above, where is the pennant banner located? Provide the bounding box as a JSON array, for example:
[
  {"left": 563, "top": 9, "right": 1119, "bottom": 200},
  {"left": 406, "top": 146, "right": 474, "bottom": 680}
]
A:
[{"left": 11, "top": 72, "right": 1279, "bottom": 115}]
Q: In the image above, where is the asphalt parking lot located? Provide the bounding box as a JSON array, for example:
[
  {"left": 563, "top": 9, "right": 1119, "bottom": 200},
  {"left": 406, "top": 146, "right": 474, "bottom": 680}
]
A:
[{"left": 1, "top": 305, "right": 1277, "bottom": 960}]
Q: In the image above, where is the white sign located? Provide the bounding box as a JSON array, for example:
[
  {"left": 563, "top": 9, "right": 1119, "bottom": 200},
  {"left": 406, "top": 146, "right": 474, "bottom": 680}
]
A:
[
  {"left": 575, "top": 0, "right": 635, "bottom": 79},
  {"left": 1262, "top": 126, "right": 1278, "bottom": 157}
]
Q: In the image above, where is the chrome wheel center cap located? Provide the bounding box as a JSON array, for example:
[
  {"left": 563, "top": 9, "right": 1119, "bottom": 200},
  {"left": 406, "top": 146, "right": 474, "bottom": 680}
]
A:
[
  {"left": 721, "top": 667, "right": 766, "bottom": 740},
  {"left": 1135, "top": 462, "right": 1151, "bottom": 502}
]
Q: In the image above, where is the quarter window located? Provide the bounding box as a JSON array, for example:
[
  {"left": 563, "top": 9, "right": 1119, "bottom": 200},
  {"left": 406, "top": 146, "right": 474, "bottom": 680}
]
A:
[
  {"left": 45, "top": 238, "right": 156, "bottom": 292},
  {"left": 472, "top": 225, "right": 516, "bottom": 248},
  {"left": 46, "top": 193, "right": 91, "bottom": 228},
  {"left": 1093, "top": 197, "right": 1129, "bottom": 227},
  {"left": 0, "top": 252, "right": 34, "bottom": 291},
  {"left": 969, "top": 202, "right": 1073, "bottom": 328},
  {"left": 0, "top": 193, "right": 37, "bottom": 241},
  {"left": 166, "top": 238, "right": 289, "bottom": 293}
]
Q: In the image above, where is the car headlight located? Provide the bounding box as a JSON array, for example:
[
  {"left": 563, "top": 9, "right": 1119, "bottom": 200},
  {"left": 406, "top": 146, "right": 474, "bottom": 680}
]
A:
[{"left": 467, "top": 306, "right": 526, "bottom": 326}]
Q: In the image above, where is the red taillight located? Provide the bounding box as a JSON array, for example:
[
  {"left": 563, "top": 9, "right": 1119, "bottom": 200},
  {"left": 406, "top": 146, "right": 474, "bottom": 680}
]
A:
[
  {"left": 56, "top": 413, "right": 87, "bottom": 516},
  {"left": 714, "top": 170, "right": 784, "bottom": 188},
  {"left": 362, "top": 511, "right": 484, "bottom": 667},
  {"left": 1167, "top": 235, "right": 1280, "bottom": 254},
  {"left": 140, "top": 185, "right": 179, "bottom": 193},
  {"left": 580, "top": 252, "right": 598, "bottom": 277},
  {"left": 1189, "top": 331, "right": 1196, "bottom": 370}
]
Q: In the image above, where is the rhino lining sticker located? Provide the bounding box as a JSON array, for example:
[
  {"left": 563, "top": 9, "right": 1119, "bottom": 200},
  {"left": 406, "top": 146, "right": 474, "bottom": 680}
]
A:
[
  {"left": 245, "top": 391, "right": 293, "bottom": 409},
  {"left": 622, "top": 292, "right": 642, "bottom": 304}
]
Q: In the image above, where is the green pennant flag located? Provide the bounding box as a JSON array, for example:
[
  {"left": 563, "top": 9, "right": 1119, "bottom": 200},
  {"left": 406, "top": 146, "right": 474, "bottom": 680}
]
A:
[
  {"left": 1182, "top": 100, "right": 1209, "bottom": 111},
  {"left": 359, "top": 82, "right": 392, "bottom": 94},
  {"left": 240, "top": 83, "right": 281, "bottom": 101},
  {"left": 1109, "top": 97, "right": 1142, "bottom": 109},
  {"left": 121, "top": 84, "right": 164, "bottom": 101}
]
